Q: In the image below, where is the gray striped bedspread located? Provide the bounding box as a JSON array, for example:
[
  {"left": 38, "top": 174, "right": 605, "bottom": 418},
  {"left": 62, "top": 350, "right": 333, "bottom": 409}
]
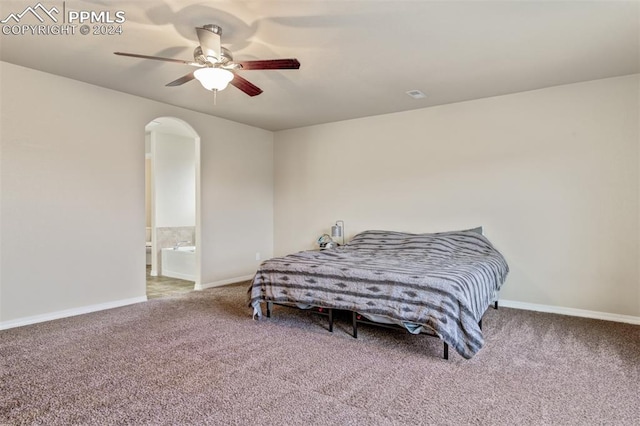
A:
[{"left": 248, "top": 230, "right": 509, "bottom": 358}]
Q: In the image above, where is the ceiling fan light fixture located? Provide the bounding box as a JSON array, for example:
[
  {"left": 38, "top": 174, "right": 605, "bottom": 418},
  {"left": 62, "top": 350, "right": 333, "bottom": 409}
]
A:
[
  {"left": 115, "top": 24, "right": 300, "bottom": 97},
  {"left": 194, "top": 67, "right": 234, "bottom": 91}
]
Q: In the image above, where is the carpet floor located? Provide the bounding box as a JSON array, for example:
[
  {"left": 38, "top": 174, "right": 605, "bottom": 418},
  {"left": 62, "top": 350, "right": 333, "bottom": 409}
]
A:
[{"left": 1, "top": 283, "right": 638, "bottom": 425}]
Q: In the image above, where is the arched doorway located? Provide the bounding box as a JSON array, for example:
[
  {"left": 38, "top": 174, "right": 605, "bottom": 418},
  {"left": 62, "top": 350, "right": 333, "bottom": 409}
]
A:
[{"left": 145, "top": 117, "right": 201, "bottom": 297}]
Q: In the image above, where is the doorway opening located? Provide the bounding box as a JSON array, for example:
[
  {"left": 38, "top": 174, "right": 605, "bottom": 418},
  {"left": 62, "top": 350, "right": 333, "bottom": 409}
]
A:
[{"left": 145, "top": 117, "right": 201, "bottom": 298}]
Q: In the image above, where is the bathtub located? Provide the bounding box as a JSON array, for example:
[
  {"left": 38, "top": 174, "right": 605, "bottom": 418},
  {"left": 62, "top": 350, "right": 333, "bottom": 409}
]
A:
[{"left": 161, "top": 246, "right": 196, "bottom": 281}]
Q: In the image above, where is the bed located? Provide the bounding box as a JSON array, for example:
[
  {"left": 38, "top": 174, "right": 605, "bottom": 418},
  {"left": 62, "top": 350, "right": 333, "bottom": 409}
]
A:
[{"left": 248, "top": 228, "right": 509, "bottom": 359}]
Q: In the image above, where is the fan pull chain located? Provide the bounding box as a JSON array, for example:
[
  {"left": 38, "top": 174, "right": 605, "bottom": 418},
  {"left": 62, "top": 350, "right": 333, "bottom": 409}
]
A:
[{"left": 213, "top": 89, "right": 217, "bottom": 105}]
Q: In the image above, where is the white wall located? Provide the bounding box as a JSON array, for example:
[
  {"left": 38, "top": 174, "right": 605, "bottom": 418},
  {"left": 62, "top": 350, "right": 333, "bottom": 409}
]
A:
[
  {"left": 274, "top": 75, "right": 640, "bottom": 318},
  {"left": 2, "top": 59, "right": 636, "bottom": 325},
  {"left": 0, "top": 61, "right": 273, "bottom": 326},
  {"left": 154, "top": 132, "right": 196, "bottom": 228}
]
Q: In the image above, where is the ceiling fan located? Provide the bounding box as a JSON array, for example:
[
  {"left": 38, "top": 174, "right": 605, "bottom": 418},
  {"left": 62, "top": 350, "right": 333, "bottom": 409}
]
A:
[{"left": 114, "top": 24, "right": 300, "bottom": 97}]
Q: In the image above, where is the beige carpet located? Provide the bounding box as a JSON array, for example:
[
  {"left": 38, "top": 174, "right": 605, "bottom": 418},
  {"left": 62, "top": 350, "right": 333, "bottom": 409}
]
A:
[{"left": 1, "top": 282, "right": 638, "bottom": 425}]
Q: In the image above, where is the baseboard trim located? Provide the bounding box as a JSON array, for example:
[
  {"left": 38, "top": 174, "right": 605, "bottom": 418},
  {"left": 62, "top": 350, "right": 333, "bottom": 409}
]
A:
[
  {"left": 197, "top": 274, "right": 254, "bottom": 290},
  {"left": 4, "top": 294, "right": 635, "bottom": 331},
  {"left": 499, "top": 299, "right": 640, "bottom": 325},
  {"left": 162, "top": 270, "right": 196, "bottom": 281},
  {"left": 0, "top": 296, "right": 148, "bottom": 331}
]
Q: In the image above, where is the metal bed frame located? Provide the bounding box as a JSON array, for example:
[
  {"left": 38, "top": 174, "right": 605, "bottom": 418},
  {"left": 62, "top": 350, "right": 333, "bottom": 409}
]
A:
[{"left": 264, "top": 300, "right": 498, "bottom": 360}]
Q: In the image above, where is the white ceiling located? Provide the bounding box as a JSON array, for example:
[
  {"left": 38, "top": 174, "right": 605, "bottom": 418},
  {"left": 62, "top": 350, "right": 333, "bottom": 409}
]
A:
[{"left": 1, "top": 0, "right": 638, "bottom": 131}]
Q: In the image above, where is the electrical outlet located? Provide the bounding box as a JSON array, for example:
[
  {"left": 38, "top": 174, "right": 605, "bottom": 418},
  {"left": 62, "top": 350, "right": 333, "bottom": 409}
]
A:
[{"left": 255, "top": 252, "right": 261, "bottom": 261}]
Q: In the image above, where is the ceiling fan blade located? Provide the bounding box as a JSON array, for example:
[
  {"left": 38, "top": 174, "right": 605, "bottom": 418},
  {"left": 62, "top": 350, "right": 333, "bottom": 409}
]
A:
[
  {"left": 236, "top": 59, "right": 301, "bottom": 70},
  {"left": 166, "top": 72, "right": 196, "bottom": 87},
  {"left": 114, "top": 52, "right": 199, "bottom": 66},
  {"left": 230, "top": 74, "right": 263, "bottom": 97}
]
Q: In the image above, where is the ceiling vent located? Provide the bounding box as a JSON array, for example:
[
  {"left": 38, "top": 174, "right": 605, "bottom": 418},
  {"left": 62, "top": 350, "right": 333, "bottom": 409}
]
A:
[{"left": 406, "top": 90, "right": 426, "bottom": 99}]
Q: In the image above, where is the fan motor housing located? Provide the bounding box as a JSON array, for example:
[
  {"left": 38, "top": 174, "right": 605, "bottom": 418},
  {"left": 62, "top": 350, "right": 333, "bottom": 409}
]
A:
[{"left": 194, "top": 46, "right": 233, "bottom": 66}]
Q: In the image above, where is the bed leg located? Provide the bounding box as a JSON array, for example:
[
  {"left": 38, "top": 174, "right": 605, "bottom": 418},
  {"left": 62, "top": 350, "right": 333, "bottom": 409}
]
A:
[
  {"left": 352, "top": 311, "right": 358, "bottom": 338},
  {"left": 494, "top": 300, "right": 498, "bottom": 310},
  {"left": 266, "top": 301, "right": 272, "bottom": 318},
  {"left": 478, "top": 318, "right": 482, "bottom": 330},
  {"left": 443, "top": 342, "right": 449, "bottom": 360},
  {"left": 328, "top": 308, "right": 334, "bottom": 333}
]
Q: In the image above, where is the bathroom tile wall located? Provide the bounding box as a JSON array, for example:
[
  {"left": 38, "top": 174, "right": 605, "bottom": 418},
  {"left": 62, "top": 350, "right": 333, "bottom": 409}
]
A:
[{"left": 157, "top": 226, "right": 195, "bottom": 249}]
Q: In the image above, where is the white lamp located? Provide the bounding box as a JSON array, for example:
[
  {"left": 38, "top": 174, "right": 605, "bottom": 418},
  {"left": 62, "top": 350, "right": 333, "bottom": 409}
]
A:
[
  {"left": 193, "top": 67, "right": 234, "bottom": 91},
  {"left": 331, "top": 220, "right": 345, "bottom": 246}
]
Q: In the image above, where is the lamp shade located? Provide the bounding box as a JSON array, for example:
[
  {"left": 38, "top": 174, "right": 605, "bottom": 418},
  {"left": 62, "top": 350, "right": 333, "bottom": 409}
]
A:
[
  {"left": 193, "top": 67, "right": 234, "bottom": 91},
  {"left": 331, "top": 220, "right": 345, "bottom": 245}
]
